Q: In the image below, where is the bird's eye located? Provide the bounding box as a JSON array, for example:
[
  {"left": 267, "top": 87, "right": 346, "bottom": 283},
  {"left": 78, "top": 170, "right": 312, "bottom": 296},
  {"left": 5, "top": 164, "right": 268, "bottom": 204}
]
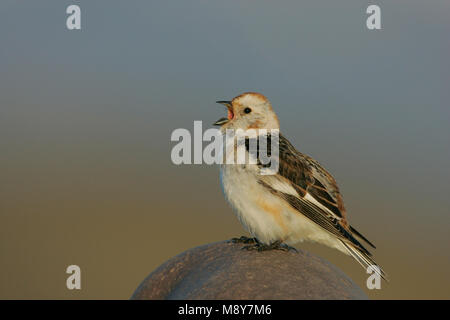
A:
[{"left": 244, "top": 107, "right": 252, "bottom": 114}]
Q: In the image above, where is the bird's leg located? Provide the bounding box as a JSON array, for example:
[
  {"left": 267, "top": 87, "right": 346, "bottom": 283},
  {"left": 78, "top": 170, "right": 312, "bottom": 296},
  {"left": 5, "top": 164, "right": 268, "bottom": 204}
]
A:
[
  {"left": 230, "top": 236, "right": 257, "bottom": 244},
  {"left": 242, "top": 240, "right": 298, "bottom": 253}
]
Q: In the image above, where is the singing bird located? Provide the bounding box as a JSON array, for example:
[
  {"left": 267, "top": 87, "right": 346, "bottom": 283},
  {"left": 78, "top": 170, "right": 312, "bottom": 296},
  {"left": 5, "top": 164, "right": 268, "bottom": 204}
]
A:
[{"left": 213, "top": 92, "right": 387, "bottom": 281}]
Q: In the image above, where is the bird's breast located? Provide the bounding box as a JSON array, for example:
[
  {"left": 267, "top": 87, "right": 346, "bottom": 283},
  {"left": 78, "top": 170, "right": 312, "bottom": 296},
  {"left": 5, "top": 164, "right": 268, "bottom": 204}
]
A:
[{"left": 220, "top": 164, "right": 292, "bottom": 244}]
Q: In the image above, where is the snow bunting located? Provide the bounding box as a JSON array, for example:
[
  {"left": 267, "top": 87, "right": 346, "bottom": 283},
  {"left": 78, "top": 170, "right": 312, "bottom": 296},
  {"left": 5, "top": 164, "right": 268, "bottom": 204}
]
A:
[{"left": 213, "top": 92, "right": 387, "bottom": 281}]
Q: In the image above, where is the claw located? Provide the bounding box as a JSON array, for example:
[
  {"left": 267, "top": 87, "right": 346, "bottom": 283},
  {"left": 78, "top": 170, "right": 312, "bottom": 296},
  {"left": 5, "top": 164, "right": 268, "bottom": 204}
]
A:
[
  {"left": 239, "top": 240, "right": 298, "bottom": 253},
  {"left": 230, "top": 236, "right": 257, "bottom": 244},
  {"left": 279, "top": 243, "right": 298, "bottom": 253}
]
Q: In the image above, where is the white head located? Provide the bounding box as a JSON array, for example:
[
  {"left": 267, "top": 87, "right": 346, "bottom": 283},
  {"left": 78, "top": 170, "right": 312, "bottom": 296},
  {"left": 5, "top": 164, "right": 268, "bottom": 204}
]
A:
[{"left": 214, "top": 92, "right": 280, "bottom": 131}]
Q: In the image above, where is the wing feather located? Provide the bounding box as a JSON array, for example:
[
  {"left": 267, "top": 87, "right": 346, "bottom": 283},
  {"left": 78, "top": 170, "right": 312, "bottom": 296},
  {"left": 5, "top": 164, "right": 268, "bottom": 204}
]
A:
[{"left": 251, "top": 133, "right": 374, "bottom": 253}]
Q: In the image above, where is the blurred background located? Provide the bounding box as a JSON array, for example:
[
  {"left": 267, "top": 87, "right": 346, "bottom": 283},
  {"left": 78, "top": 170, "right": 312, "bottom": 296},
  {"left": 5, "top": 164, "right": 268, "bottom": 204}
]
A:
[{"left": 1, "top": 0, "right": 449, "bottom": 299}]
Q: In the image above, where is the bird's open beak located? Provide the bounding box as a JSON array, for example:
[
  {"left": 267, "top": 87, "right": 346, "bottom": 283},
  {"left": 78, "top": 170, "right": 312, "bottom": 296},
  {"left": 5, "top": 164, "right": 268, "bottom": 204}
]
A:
[{"left": 214, "top": 100, "right": 234, "bottom": 126}]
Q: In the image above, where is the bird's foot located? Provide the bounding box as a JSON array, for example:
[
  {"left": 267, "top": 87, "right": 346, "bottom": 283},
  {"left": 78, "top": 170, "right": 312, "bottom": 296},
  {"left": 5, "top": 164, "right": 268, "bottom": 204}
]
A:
[
  {"left": 241, "top": 240, "right": 298, "bottom": 253},
  {"left": 275, "top": 242, "right": 298, "bottom": 253},
  {"left": 229, "top": 236, "right": 257, "bottom": 244}
]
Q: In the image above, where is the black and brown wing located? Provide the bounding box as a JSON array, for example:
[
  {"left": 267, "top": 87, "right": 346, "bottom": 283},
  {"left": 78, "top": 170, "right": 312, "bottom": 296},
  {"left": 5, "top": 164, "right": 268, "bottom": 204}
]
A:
[{"left": 250, "top": 133, "right": 376, "bottom": 252}]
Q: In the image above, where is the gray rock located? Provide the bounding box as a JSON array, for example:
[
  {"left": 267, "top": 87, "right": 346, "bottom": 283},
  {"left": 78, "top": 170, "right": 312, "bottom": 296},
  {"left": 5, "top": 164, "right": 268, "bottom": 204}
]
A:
[{"left": 131, "top": 240, "right": 368, "bottom": 300}]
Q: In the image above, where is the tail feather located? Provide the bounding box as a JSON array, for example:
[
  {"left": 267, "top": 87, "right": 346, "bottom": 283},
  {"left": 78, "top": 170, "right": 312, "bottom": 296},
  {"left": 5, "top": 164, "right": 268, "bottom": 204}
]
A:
[
  {"left": 340, "top": 240, "right": 389, "bottom": 282},
  {"left": 349, "top": 225, "right": 376, "bottom": 249}
]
